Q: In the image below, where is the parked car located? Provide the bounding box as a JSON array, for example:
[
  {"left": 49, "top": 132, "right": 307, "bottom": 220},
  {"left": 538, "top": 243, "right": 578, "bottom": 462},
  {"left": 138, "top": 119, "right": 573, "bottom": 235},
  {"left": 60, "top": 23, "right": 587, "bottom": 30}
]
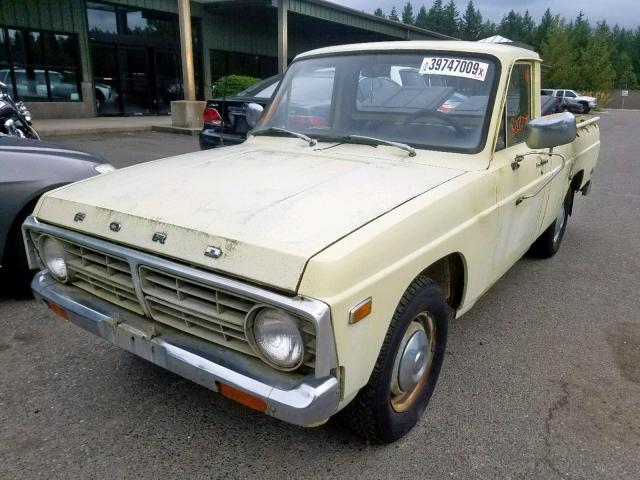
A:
[
  {"left": 199, "top": 74, "right": 282, "bottom": 149},
  {"left": 24, "top": 42, "right": 600, "bottom": 443},
  {"left": 541, "top": 88, "right": 597, "bottom": 113},
  {"left": 0, "top": 136, "right": 114, "bottom": 294}
]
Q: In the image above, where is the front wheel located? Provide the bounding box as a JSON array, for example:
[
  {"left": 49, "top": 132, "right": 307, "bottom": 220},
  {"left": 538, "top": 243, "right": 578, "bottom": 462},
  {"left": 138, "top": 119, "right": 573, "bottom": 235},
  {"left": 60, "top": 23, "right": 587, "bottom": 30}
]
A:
[
  {"left": 340, "top": 277, "right": 448, "bottom": 443},
  {"left": 528, "top": 190, "right": 571, "bottom": 258}
]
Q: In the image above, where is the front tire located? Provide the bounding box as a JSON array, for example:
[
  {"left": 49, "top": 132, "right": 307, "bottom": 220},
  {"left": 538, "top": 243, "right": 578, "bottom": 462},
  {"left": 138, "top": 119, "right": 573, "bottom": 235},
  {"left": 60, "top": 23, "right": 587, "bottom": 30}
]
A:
[
  {"left": 340, "top": 277, "right": 448, "bottom": 443},
  {"left": 528, "top": 190, "right": 571, "bottom": 258}
]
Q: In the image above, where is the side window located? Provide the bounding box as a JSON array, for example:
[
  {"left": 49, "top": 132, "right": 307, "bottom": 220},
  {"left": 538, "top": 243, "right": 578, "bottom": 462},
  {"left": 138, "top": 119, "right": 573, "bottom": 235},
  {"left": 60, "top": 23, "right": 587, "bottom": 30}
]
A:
[
  {"left": 505, "top": 63, "right": 531, "bottom": 147},
  {"left": 554, "top": 90, "right": 563, "bottom": 98},
  {"left": 565, "top": 91, "right": 576, "bottom": 98}
]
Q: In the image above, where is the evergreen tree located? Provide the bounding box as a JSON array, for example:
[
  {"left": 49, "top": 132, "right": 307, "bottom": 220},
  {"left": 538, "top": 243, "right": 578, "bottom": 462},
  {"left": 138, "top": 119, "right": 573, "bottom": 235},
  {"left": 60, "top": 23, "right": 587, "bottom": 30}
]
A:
[
  {"left": 540, "top": 23, "right": 577, "bottom": 88},
  {"left": 460, "top": 1, "right": 483, "bottom": 40},
  {"left": 570, "top": 12, "right": 591, "bottom": 51},
  {"left": 614, "top": 51, "right": 638, "bottom": 88},
  {"left": 402, "top": 2, "right": 415, "bottom": 24},
  {"left": 535, "top": 8, "right": 555, "bottom": 49},
  {"left": 374, "top": 7, "right": 386, "bottom": 18},
  {"left": 389, "top": 5, "right": 400, "bottom": 21},
  {"left": 415, "top": 5, "right": 429, "bottom": 29},
  {"left": 498, "top": 10, "right": 525, "bottom": 41},
  {"left": 425, "top": 0, "right": 444, "bottom": 32},
  {"left": 578, "top": 22, "right": 615, "bottom": 91},
  {"left": 441, "top": 0, "right": 460, "bottom": 37},
  {"left": 480, "top": 19, "right": 497, "bottom": 38}
]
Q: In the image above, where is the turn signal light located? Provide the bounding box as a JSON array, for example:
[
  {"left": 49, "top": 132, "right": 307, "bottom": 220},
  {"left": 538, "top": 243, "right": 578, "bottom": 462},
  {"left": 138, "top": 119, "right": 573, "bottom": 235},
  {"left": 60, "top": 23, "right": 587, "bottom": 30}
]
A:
[
  {"left": 203, "top": 106, "right": 222, "bottom": 126},
  {"left": 218, "top": 382, "right": 267, "bottom": 412},
  {"left": 349, "top": 297, "right": 372, "bottom": 324},
  {"left": 47, "top": 302, "right": 69, "bottom": 320}
]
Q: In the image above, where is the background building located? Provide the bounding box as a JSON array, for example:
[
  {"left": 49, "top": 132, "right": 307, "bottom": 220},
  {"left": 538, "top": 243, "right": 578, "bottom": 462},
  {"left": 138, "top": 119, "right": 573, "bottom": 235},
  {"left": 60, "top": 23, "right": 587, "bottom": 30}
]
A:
[{"left": 0, "top": 0, "right": 449, "bottom": 119}]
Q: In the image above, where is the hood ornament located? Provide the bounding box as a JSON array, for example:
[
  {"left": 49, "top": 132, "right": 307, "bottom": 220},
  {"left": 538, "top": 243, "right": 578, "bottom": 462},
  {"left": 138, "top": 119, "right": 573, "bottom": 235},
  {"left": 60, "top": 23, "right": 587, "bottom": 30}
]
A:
[{"left": 204, "top": 246, "right": 222, "bottom": 259}]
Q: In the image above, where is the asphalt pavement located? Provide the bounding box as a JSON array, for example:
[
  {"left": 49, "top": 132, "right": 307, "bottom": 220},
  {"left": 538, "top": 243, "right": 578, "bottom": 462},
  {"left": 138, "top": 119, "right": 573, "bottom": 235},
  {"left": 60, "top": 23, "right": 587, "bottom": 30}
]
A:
[{"left": 1, "top": 112, "right": 639, "bottom": 479}]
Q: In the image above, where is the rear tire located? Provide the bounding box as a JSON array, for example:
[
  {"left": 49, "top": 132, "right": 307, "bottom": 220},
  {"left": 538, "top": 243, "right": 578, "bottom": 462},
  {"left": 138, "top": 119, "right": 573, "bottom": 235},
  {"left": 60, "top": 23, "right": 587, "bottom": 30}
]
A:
[
  {"left": 340, "top": 277, "right": 448, "bottom": 443},
  {"left": 528, "top": 190, "right": 571, "bottom": 258}
]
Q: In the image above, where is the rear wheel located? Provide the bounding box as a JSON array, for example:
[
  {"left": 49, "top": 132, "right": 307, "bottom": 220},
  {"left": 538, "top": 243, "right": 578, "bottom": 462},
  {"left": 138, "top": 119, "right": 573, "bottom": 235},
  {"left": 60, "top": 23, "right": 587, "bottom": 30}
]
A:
[
  {"left": 528, "top": 190, "right": 571, "bottom": 258},
  {"left": 340, "top": 277, "right": 448, "bottom": 443}
]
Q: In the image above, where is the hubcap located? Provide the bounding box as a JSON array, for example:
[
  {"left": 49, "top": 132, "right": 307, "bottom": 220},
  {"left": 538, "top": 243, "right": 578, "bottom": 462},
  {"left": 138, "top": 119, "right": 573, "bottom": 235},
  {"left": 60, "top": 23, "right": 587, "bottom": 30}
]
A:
[
  {"left": 553, "top": 204, "right": 566, "bottom": 243},
  {"left": 390, "top": 312, "right": 436, "bottom": 412}
]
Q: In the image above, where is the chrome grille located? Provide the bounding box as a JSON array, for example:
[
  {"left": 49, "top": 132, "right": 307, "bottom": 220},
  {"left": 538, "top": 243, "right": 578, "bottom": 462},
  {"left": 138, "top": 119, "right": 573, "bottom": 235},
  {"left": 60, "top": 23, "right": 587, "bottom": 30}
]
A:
[
  {"left": 31, "top": 232, "right": 316, "bottom": 370},
  {"left": 32, "top": 233, "right": 142, "bottom": 315},
  {"left": 139, "top": 267, "right": 316, "bottom": 367}
]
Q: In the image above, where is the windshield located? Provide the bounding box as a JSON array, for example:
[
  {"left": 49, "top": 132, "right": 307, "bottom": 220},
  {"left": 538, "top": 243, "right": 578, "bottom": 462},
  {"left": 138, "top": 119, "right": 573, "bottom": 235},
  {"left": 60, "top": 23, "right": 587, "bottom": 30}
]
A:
[
  {"left": 256, "top": 52, "right": 499, "bottom": 153},
  {"left": 237, "top": 76, "right": 280, "bottom": 98}
]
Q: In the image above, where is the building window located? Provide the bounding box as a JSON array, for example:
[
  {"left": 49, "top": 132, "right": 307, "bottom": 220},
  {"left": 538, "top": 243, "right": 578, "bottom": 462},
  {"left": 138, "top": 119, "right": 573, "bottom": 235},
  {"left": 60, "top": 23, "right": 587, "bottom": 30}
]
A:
[
  {"left": 0, "top": 26, "right": 81, "bottom": 102},
  {"left": 87, "top": 2, "right": 118, "bottom": 35}
]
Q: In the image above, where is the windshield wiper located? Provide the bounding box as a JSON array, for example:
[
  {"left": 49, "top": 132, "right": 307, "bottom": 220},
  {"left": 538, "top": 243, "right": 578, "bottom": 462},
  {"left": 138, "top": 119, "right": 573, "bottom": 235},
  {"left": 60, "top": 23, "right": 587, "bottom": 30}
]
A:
[
  {"left": 344, "top": 135, "right": 416, "bottom": 157},
  {"left": 252, "top": 127, "right": 316, "bottom": 146}
]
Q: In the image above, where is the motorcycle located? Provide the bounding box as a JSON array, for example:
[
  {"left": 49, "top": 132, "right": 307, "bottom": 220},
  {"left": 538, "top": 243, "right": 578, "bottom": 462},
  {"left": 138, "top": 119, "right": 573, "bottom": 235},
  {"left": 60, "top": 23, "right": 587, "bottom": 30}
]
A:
[{"left": 0, "top": 81, "right": 39, "bottom": 139}]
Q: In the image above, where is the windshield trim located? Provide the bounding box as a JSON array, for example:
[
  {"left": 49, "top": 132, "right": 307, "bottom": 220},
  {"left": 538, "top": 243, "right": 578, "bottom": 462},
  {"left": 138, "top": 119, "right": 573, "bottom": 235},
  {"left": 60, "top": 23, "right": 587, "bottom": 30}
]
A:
[{"left": 270, "top": 50, "right": 503, "bottom": 155}]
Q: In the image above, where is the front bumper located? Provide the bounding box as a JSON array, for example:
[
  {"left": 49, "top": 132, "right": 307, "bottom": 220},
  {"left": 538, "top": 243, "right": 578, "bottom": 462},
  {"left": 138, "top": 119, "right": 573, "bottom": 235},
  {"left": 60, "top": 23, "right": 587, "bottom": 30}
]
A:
[{"left": 32, "top": 271, "right": 340, "bottom": 427}]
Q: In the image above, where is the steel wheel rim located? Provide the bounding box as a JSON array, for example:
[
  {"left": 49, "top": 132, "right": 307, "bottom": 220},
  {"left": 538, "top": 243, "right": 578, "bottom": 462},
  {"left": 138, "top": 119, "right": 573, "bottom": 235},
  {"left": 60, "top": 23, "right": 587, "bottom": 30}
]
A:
[
  {"left": 553, "top": 204, "right": 566, "bottom": 244},
  {"left": 390, "top": 312, "right": 436, "bottom": 413}
]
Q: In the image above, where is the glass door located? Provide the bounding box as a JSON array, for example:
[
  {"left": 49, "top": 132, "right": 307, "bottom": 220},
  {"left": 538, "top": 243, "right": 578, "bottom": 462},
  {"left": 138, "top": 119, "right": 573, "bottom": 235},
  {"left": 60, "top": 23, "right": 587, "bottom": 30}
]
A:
[
  {"left": 120, "top": 46, "right": 151, "bottom": 115},
  {"left": 91, "top": 44, "right": 121, "bottom": 115},
  {"left": 153, "top": 49, "right": 182, "bottom": 114}
]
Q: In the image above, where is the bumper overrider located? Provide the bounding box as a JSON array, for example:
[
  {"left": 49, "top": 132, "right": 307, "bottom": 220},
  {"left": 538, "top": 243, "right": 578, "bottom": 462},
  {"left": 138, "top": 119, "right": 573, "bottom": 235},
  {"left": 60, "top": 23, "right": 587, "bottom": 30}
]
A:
[{"left": 24, "top": 216, "right": 340, "bottom": 427}]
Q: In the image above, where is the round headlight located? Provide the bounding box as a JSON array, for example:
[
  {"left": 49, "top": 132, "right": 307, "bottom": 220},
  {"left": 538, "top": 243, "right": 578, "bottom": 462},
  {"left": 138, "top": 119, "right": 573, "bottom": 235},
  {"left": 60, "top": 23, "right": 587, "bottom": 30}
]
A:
[
  {"left": 39, "top": 236, "right": 68, "bottom": 282},
  {"left": 249, "top": 308, "right": 305, "bottom": 370}
]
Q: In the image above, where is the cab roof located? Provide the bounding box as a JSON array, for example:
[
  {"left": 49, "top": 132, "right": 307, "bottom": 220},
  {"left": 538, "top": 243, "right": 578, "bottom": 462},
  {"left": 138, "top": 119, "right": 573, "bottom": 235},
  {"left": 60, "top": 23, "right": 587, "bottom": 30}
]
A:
[{"left": 296, "top": 40, "right": 540, "bottom": 64}]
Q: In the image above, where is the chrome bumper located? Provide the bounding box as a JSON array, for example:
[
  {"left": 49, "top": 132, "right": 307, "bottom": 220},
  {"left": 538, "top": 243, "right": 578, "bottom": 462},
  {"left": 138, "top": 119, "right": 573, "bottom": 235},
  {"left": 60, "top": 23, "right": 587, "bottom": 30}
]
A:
[{"left": 32, "top": 271, "right": 340, "bottom": 427}]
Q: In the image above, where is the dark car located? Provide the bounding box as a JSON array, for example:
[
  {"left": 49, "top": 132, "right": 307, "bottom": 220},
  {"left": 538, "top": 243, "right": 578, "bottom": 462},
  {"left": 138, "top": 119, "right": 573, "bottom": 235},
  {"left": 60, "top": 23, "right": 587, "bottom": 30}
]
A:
[
  {"left": 0, "top": 136, "right": 113, "bottom": 294},
  {"left": 199, "top": 74, "right": 282, "bottom": 149}
]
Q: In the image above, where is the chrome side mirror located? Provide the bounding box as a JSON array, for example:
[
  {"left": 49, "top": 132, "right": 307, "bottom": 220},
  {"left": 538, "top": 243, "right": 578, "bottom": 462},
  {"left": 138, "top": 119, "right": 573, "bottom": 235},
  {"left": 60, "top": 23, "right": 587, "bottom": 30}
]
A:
[
  {"left": 525, "top": 112, "right": 577, "bottom": 150},
  {"left": 246, "top": 103, "right": 264, "bottom": 129}
]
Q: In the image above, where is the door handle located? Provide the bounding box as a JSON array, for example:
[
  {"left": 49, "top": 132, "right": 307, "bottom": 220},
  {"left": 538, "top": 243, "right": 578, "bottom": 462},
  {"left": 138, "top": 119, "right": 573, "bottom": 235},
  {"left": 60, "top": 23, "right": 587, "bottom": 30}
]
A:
[
  {"left": 536, "top": 158, "right": 549, "bottom": 167},
  {"left": 516, "top": 152, "right": 567, "bottom": 205}
]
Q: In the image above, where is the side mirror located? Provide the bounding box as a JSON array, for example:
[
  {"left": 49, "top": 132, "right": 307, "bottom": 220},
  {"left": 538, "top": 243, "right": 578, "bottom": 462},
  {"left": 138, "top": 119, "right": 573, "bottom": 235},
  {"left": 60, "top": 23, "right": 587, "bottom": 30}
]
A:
[
  {"left": 246, "top": 103, "right": 264, "bottom": 129},
  {"left": 525, "top": 112, "right": 577, "bottom": 150}
]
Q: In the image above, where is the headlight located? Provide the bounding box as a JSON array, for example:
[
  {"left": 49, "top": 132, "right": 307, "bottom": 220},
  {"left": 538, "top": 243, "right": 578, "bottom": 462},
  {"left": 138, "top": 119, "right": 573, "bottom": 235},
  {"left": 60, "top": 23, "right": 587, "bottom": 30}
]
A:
[
  {"left": 94, "top": 163, "right": 115, "bottom": 174},
  {"left": 248, "top": 307, "right": 305, "bottom": 370},
  {"left": 39, "top": 236, "right": 68, "bottom": 282}
]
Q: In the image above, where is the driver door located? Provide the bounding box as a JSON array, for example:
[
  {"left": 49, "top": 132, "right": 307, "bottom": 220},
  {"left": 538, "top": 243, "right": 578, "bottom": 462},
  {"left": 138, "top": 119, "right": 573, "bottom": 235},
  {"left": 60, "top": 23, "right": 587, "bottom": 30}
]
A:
[{"left": 492, "top": 62, "right": 551, "bottom": 276}]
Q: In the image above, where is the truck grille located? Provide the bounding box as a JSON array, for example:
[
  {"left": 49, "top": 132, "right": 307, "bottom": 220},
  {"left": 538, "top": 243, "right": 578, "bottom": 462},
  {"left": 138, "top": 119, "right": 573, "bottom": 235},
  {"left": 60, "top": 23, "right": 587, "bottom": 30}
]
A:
[
  {"left": 31, "top": 233, "right": 316, "bottom": 370},
  {"left": 32, "top": 233, "right": 142, "bottom": 315},
  {"left": 139, "top": 266, "right": 256, "bottom": 356}
]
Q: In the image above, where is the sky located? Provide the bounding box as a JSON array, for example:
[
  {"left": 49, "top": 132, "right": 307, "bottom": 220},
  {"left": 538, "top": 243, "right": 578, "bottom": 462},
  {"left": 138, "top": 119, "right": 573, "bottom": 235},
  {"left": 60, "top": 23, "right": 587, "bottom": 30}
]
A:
[{"left": 338, "top": 0, "right": 640, "bottom": 29}]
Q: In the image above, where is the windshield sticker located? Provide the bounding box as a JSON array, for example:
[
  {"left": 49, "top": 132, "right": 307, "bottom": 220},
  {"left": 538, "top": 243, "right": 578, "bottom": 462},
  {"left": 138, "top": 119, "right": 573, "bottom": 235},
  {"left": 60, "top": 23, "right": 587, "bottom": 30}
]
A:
[{"left": 419, "top": 57, "right": 490, "bottom": 82}]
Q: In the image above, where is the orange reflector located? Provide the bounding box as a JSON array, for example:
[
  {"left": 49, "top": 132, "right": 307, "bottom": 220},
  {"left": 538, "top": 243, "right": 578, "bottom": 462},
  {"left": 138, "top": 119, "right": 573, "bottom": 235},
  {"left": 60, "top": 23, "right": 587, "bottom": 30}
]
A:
[
  {"left": 47, "top": 302, "right": 69, "bottom": 320},
  {"left": 349, "top": 297, "right": 372, "bottom": 324},
  {"left": 218, "top": 383, "right": 267, "bottom": 412}
]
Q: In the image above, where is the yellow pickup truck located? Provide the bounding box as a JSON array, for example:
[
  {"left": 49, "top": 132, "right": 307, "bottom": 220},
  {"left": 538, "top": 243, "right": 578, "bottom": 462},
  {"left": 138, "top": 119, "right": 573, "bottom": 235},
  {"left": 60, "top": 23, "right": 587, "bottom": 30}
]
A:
[{"left": 23, "top": 41, "right": 600, "bottom": 443}]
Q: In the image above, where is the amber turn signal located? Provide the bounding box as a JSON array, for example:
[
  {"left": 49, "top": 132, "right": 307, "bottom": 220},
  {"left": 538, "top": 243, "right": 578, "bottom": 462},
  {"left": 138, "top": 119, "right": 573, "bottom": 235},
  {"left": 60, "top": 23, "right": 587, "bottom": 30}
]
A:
[
  {"left": 218, "top": 382, "right": 268, "bottom": 412},
  {"left": 349, "top": 297, "right": 372, "bottom": 324},
  {"left": 47, "top": 302, "right": 69, "bottom": 320}
]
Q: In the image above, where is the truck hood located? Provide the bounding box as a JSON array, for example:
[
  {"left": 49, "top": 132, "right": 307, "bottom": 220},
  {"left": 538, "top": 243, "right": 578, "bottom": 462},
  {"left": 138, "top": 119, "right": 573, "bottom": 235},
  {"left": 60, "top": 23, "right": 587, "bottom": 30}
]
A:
[{"left": 35, "top": 145, "right": 464, "bottom": 292}]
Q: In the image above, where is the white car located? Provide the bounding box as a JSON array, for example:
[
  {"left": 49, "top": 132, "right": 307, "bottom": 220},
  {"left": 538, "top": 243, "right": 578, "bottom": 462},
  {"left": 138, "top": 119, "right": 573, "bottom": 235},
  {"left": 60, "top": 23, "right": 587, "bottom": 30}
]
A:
[{"left": 542, "top": 89, "right": 597, "bottom": 113}]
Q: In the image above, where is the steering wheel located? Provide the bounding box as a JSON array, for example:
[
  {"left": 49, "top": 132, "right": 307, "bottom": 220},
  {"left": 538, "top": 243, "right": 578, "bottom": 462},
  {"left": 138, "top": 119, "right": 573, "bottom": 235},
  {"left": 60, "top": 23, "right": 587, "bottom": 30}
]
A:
[{"left": 403, "top": 108, "right": 465, "bottom": 137}]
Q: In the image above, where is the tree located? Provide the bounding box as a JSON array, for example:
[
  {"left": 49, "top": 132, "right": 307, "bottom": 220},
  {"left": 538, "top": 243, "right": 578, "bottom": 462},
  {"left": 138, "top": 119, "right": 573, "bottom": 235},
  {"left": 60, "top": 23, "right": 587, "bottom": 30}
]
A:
[
  {"left": 441, "top": 0, "right": 460, "bottom": 37},
  {"left": 402, "top": 2, "right": 415, "bottom": 24},
  {"left": 425, "top": 0, "right": 444, "bottom": 32},
  {"left": 570, "top": 11, "right": 591, "bottom": 51},
  {"left": 460, "top": 1, "right": 483, "bottom": 40},
  {"left": 415, "top": 5, "right": 429, "bottom": 29},
  {"left": 535, "top": 8, "right": 555, "bottom": 49},
  {"left": 389, "top": 5, "right": 400, "bottom": 21},
  {"left": 578, "top": 22, "right": 616, "bottom": 91},
  {"left": 540, "top": 23, "right": 577, "bottom": 88},
  {"left": 373, "top": 7, "right": 386, "bottom": 18},
  {"left": 480, "top": 19, "right": 497, "bottom": 38},
  {"left": 614, "top": 51, "right": 638, "bottom": 88}
]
